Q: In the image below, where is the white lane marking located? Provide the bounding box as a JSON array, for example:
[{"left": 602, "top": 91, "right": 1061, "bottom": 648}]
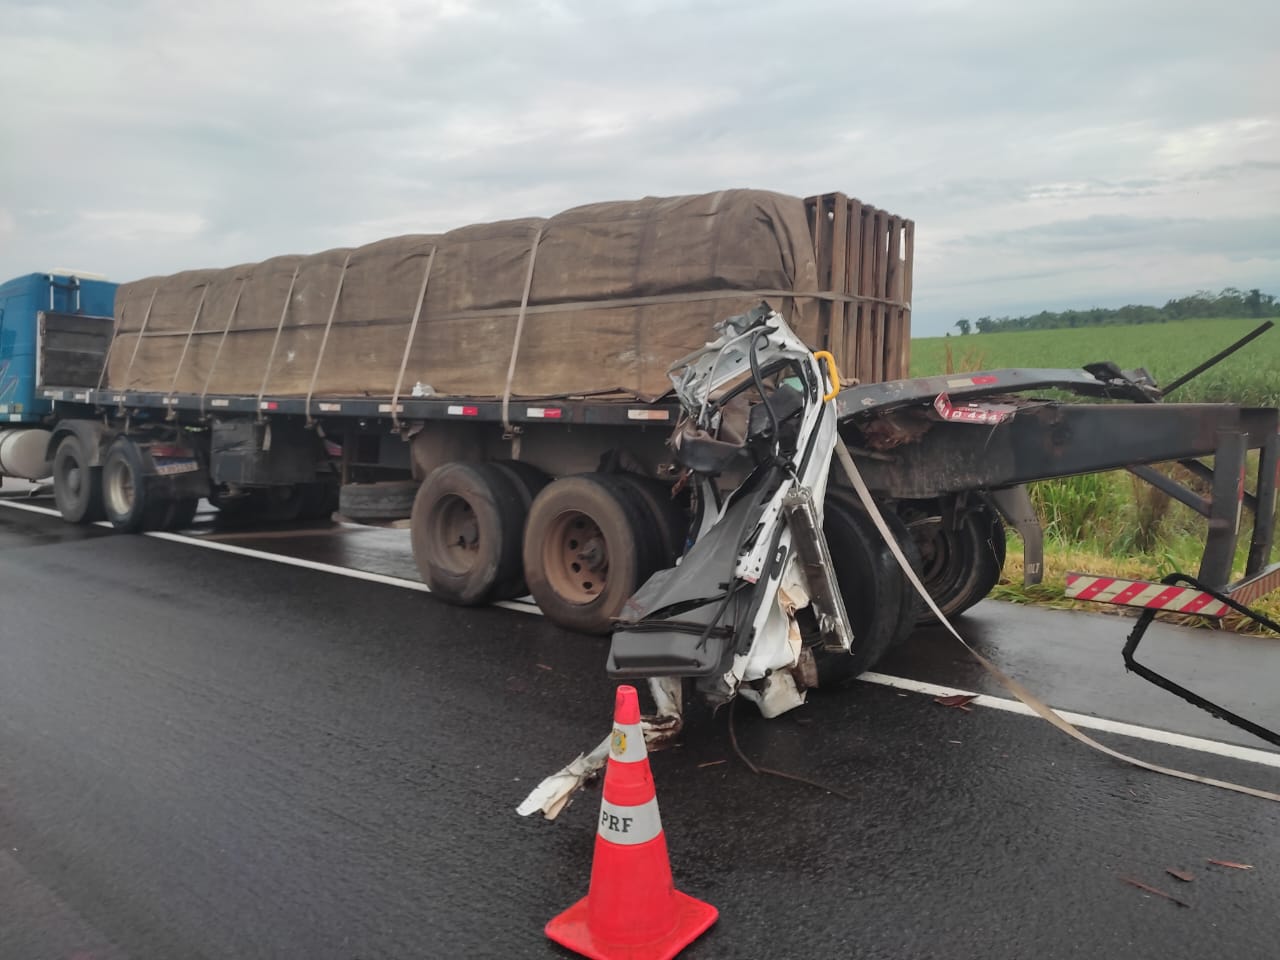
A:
[
  {"left": 0, "top": 499, "right": 63, "bottom": 517},
  {"left": 859, "top": 672, "right": 1280, "bottom": 769},
  {"left": 4, "top": 497, "right": 1276, "bottom": 768},
  {"left": 0, "top": 498, "right": 540, "bottom": 615}
]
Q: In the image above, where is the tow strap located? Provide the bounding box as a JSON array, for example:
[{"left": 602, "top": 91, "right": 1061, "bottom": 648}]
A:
[{"left": 833, "top": 438, "right": 1280, "bottom": 804}]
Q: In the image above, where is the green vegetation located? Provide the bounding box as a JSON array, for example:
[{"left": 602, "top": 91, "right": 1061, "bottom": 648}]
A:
[
  {"left": 911, "top": 317, "right": 1280, "bottom": 407},
  {"left": 952, "top": 287, "right": 1279, "bottom": 335},
  {"left": 910, "top": 317, "right": 1280, "bottom": 631}
]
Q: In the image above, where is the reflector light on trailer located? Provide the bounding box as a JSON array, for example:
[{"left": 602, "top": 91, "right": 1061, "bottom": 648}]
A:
[
  {"left": 210, "top": 399, "right": 230, "bottom": 408},
  {"left": 377, "top": 403, "right": 404, "bottom": 414},
  {"left": 1064, "top": 572, "right": 1230, "bottom": 617},
  {"left": 627, "top": 409, "right": 671, "bottom": 421},
  {"left": 447, "top": 405, "right": 479, "bottom": 417},
  {"left": 526, "top": 407, "right": 563, "bottom": 419},
  {"left": 318, "top": 402, "right": 342, "bottom": 412},
  {"left": 260, "top": 401, "right": 279, "bottom": 411},
  {"left": 945, "top": 375, "right": 999, "bottom": 388}
]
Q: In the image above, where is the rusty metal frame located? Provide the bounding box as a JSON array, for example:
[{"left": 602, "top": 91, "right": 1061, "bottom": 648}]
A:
[{"left": 840, "top": 368, "right": 1278, "bottom": 593}]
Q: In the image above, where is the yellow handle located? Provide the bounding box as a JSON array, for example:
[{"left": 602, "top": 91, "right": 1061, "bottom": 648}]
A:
[{"left": 813, "top": 350, "right": 841, "bottom": 402}]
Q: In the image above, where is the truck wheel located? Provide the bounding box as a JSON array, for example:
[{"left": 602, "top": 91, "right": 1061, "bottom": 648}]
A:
[
  {"left": 944, "top": 502, "right": 1006, "bottom": 617},
  {"left": 52, "top": 434, "right": 105, "bottom": 524},
  {"left": 162, "top": 498, "right": 200, "bottom": 531},
  {"left": 339, "top": 480, "right": 418, "bottom": 521},
  {"left": 491, "top": 460, "right": 550, "bottom": 508},
  {"left": 489, "top": 461, "right": 550, "bottom": 598},
  {"left": 903, "top": 498, "right": 1006, "bottom": 623},
  {"left": 611, "top": 473, "right": 689, "bottom": 567},
  {"left": 813, "top": 497, "right": 912, "bottom": 685},
  {"left": 522, "top": 474, "right": 662, "bottom": 635},
  {"left": 411, "top": 463, "right": 527, "bottom": 605},
  {"left": 101, "top": 437, "right": 168, "bottom": 533},
  {"left": 826, "top": 489, "right": 924, "bottom": 652}
]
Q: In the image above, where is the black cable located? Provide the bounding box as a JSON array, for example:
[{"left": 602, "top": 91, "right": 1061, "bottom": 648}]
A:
[
  {"left": 695, "top": 580, "right": 746, "bottom": 651},
  {"left": 727, "top": 698, "right": 857, "bottom": 802},
  {"left": 749, "top": 331, "right": 781, "bottom": 447}
]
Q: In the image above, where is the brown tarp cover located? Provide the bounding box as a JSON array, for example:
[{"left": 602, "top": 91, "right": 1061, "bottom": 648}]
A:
[{"left": 106, "top": 189, "right": 821, "bottom": 401}]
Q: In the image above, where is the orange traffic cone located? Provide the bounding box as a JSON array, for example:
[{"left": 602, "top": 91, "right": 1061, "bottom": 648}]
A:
[{"left": 545, "top": 685, "right": 719, "bottom": 960}]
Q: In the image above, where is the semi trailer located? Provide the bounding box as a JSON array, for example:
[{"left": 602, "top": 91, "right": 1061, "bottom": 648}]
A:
[{"left": 2, "top": 189, "right": 1277, "bottom": 719}]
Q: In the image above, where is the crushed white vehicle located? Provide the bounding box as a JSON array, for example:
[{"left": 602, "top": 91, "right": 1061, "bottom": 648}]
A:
[{"left": 519, "top": 304, "right": 1280, "bottom": 818}]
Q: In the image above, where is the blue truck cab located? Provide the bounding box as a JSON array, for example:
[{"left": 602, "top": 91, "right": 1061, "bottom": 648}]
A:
[
  {"left": 0, "top": 272, "right": 117, "bottom": 481},
  {"left": 0, "top": 272, "right": 118, "bottom": 424}
]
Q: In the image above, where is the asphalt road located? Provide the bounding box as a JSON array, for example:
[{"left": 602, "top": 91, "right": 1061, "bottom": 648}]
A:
[{"left": 2, "top": 496, "right": 1279, "bottom": 960}]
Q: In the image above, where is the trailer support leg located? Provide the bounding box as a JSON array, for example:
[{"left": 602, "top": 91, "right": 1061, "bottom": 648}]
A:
[
  {"left": 1247, "top": 428, "right": 1278, "bottom": 576},
  {"left": 1198, "top": 429, "right": 1248, "bottom": 589},
  {"left": 988, "top": 484, "right": 1043, "bottom": 586}
]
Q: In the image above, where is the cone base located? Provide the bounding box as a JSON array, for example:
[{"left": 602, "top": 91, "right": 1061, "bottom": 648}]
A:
[{"left": 545, "top": 889, "right": 719, "bottom": 960}]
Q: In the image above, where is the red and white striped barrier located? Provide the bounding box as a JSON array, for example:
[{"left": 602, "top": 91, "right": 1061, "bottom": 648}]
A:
[{"left": 1064, "top": 573, "right": 1230, "bottom": 617}]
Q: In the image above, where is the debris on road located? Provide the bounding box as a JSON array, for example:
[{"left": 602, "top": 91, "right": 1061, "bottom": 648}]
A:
[
  {"left": 1207, "top": 859, "right": 1254, "bottom": 870},
  {"left": 1120, "top": 877, "right": 1191, "bottom": 908},
  {"left": 935, "top": 694, "right": 977, "bottom": 711},
  {"left": 1166, "top": 869, "right": 1195, "bottom": 883}
]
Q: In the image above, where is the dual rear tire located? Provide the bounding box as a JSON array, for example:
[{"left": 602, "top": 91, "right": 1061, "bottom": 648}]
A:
[
  {"left": 900, "top": 497, "right": 1006, "bottom": 623},
  {"left": 521, "top": 474, "right": 667, "bottom": 635},
  {"left": 101, "top": 437, "right": 199, "bottom": 533},
  {"left": 807, "top": 492, "right": 1008, "bottom": 682},
  {"left": 53, "top": 434, "right": 198, "bottom": 532},
  {"left": 811, "top": 494, "right": 923, "bottom": 684},
  {"left": 52, "top": 435, "right": 202, "bottom": 535},
  {"left": 411, "top": 465, "right": 681, "bottom": 634}
]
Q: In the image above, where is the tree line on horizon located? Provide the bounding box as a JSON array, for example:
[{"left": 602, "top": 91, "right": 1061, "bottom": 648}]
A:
[{"left": 951, "top": 287, "right": 1279, "bottom": 336}]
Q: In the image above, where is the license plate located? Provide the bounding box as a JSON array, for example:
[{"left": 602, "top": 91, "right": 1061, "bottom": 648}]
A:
[{"left": 152, "top": 458, "right": 199, "bottom": 476}]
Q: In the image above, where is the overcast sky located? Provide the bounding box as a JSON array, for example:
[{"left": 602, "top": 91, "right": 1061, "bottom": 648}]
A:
[{"left": 2, "top": 0, "right": 1276, "bottom": 336}]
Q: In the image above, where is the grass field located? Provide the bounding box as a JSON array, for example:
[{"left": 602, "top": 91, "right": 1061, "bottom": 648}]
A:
[
  {"left": 908, "top": 317, "right": 1280, "bottom": 630},
  {"left": 910, "top": 317, "right": 1280, "bottom": 407}
]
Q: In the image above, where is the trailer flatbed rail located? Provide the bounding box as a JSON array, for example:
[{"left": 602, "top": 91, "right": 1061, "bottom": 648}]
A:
[{"left": 39, "top": 387, "right": 684, "bottom": 427}]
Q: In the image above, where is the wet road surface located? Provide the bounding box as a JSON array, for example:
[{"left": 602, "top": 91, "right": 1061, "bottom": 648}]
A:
[{"left": 2, "top": 493, "right": 1279, "bottom": 959}]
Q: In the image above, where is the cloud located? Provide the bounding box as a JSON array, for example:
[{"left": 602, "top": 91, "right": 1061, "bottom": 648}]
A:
[
  {"left": 1, "top": 0, "right": 1278, "bottom": 336},
  {"left": 956, "top": 214, "right": 1280, "bottom": 259}
]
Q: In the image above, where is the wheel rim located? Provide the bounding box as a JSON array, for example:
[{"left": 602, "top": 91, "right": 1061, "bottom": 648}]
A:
[
  {"left": 906, "top": 515, "right": 954, "bottom": 585},
  {"left": 64, "top": 463, "right": 82, "bottom": 496},
  {"left": 542, "top": 510, "right": 608, "bottom": 604},
  {"left": 104, "top": 457, "right": 135, "bottom": 518},
  {"left": 429, "top": 494, "right": 481, "bottom": 575}
]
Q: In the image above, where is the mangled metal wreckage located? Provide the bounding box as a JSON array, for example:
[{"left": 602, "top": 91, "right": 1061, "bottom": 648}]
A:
[
  {"left": 519, "top": 305, "right": 1280, "bottom": 818},
  {"left": 521, "top": 305, "right": 843, "bottom": 816}
]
